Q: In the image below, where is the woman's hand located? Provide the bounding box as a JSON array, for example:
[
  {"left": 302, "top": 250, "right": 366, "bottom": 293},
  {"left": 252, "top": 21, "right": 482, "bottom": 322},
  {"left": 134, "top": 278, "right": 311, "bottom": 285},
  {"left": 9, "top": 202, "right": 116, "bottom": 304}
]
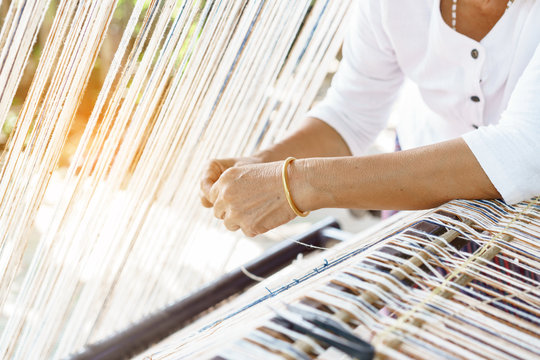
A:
[
  {"left": 200, "top": 157, "right": 262, "bottom": 208},
  {"left": 198, "top": 117, "right": 353, "bottom": 236},
  {"left": 199, "top": 136, "right": 501, "bottom": 236},
  {"left": 206, "top": 162, "right": 299, "bottom": 237}
]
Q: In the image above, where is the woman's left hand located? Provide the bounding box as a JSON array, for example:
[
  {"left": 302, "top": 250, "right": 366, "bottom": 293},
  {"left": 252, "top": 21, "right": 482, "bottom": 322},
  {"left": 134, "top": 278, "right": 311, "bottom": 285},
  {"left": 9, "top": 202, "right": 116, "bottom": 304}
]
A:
[{"left": 208, "top": 161, "right": 300, "bottom": 237}]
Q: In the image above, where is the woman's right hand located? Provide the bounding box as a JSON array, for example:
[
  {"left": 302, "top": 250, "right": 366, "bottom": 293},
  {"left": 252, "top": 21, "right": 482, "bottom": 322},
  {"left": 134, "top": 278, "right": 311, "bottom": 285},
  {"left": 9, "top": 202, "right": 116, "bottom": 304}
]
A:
[
  {"left": 200, "top": 118, "right": 351, "bottom": 208},
  {"left": 200, "top": 156, "right": 263, "bottom": 208}
]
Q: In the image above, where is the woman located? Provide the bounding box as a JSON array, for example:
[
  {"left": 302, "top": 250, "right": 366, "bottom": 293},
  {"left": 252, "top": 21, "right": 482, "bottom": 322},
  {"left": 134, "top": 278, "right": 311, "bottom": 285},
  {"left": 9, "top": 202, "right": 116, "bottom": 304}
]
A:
[{"left": 200, "top": 0, "right": 540, "bottom": 237}]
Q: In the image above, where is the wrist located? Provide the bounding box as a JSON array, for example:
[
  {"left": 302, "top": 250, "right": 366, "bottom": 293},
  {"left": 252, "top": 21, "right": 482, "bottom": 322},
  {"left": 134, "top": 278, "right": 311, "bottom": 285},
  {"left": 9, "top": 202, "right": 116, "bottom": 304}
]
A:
[{"left": 286, "top": 158, "right": 334, "bottom": 212}]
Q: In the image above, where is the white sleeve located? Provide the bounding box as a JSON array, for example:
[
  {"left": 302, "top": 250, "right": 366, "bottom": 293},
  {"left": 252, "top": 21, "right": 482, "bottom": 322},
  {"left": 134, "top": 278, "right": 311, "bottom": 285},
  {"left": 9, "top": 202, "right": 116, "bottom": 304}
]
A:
[
  {"left": 306, "top": 1, "right": 404, "bottom": 155},
  {"left": 463, "top": 44, "right": 540, "bottom": 204}
]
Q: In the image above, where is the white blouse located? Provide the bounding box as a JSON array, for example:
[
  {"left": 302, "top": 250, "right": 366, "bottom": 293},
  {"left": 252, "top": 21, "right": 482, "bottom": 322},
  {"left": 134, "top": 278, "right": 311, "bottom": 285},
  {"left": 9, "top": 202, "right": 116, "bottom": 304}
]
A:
[{"left": 307, "top": 0, "right": 540, "bottom": 204}]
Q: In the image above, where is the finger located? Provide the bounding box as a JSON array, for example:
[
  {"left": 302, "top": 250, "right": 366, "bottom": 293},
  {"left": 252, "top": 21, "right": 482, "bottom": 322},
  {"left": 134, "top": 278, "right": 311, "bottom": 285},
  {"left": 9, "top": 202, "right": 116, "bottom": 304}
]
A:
[
  {"left": 241, "top": 227, "right": 256, "bottom": 238},
  {"left": 200, "top": 159, "right": 237, "bottom": 197},
  {"left": 201, "top": 197, "right": 213, "bottom": 208},
  {"left": 213, "top": 207, "right": 225, "bottom": 220},
  {"left": 213, "top": 200, "right": 226, "bottom": 220},
  {"left": 208, "top": 181, "right": 220, "bottom": 205},
  {"left": 200, "top": 189, "right": 213, "bottom": 208},
  {"left": 224, "top": 217, "right": 240, "bottom": 231},
  {"left": 200, "top": 168, "right": 221, "bottom": 199},
  {"left": 253, "top": 224, "right": 271, "bottom": 235},
  {"left": 257, "top": 215, "right": 290, "bottom": 234}
]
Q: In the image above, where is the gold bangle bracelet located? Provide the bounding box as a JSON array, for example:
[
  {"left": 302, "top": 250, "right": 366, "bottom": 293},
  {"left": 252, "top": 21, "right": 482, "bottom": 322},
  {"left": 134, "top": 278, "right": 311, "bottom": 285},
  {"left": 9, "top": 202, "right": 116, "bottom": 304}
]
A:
[{"left": 281, "top": 157, "right": 309, "bottom": 217}]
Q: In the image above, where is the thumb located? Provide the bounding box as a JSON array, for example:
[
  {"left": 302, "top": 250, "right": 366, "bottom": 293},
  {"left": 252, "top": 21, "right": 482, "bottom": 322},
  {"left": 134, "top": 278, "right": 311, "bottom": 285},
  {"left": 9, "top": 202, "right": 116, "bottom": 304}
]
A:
[
  {"left": 200, "top": 158, "right": 237, "bottom": 203},
  {"left": 200, "top": 189, "right": 214, "bottom": 208}
]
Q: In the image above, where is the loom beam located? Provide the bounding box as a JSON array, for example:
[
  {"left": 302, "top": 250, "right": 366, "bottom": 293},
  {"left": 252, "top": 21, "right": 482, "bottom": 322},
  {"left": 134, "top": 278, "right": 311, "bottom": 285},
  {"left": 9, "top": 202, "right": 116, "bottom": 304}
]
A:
[{"left": 68, "top": 217, "right": 341, "bottom": 360}]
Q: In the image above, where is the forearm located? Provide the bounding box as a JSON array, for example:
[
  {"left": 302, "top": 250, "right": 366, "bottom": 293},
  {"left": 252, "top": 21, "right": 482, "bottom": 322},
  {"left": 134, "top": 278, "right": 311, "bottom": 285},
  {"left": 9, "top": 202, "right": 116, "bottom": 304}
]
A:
[
  {"left": 289, "top": 137, "right": 500, "bottom": 211},
  {"left": 253, "top": 117, "right": 352, "bottom": 162}
]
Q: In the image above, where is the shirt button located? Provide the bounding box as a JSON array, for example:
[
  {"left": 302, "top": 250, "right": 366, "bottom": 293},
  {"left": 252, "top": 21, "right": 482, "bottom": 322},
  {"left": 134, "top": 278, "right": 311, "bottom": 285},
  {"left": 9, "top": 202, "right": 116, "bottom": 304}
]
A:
[
  {"left": 470, "top": 95, "right": 480, "bottom": 102},
  {"left": 471, "top": 49, "right": 479, "bottom": 59}
]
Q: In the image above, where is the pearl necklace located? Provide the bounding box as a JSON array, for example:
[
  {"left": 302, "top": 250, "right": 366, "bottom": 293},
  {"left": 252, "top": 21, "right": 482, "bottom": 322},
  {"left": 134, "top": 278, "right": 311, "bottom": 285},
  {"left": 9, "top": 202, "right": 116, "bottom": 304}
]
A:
[{"left": 451, "top": 0, "right": 515, "bottom": 30}]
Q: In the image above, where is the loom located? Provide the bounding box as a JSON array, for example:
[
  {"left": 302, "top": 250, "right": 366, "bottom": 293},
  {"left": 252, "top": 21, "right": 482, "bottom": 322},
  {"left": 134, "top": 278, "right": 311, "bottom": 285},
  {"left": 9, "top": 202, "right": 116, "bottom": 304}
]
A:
[
  {"left": 139, "top": 198, "right": 540, "bottom": 359},
  {"left": 0, "top": 1, "right": 538, "bottom": 359},
  {"left": 0, "top": 0, "right": 351, "bottom": 358}
]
